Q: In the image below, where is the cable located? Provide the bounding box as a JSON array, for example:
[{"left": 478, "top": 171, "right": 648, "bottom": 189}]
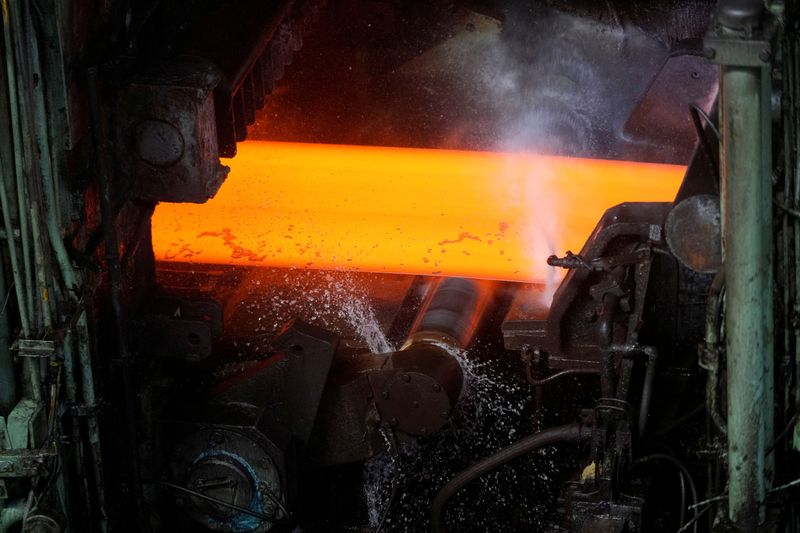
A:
[
  {"left": 0, "top": 280, "right": 14, "bottom": 318},
  {"left": 677, "top": 503, "right": 714, "bottom": 533},
  {"left": 525, "top": 366, "right": 600, "bottom": 387},
  {"left": 261, "top": 483, "right": 291, "bottom": 521},
  {"left": 677, "top": 467, "right": 686, "bottom": 527},
  {"left": 635, "top": 454, "right": 698, "bottom": 533},
  {"left": 151, "top": 480, "right": 273, "bottom": 522},
  {"left": 767, "top": 411, "right": 799, "bottom": 456},
  {"left": 769, "top": 477, "right": 800, "bottom": 494},
  {"left": 431, "top": 423, "right": 591, "bottom": 533},
  {"left": 651, "top": 403, "right": 705, "bottom": 438},
  {"left": 775, "top": 199, "right": 800, "bottom": 218},
  {"left": 689, "top": 103, "right": 720, "bottom": 190},
  {"left": 690, "top": 104, "right": 720, "bottom": 141}
]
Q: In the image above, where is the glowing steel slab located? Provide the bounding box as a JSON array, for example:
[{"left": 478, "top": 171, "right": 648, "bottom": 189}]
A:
[{"left": 152, "top": 141, "right": 684, "bottom": 282}]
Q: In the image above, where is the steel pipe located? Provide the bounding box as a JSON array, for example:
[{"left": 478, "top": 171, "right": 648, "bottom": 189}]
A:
[
  {"left": 430, "top": 423, "right": 591, "bottom": 533},
  {"left": 0, "top": 499, "right": 26, "bottom": 533},
  {"left": 720, "top": 62, "right": 774, "bottom": 528},
  {"left": 2, "top": 0, "right": 34, "bottom": 328},
  {"left": 28, "top": 11, "right": 77, "bottom": 293},
  {"left": 0, "top": 31, "right": 31, "bottom": 338}
]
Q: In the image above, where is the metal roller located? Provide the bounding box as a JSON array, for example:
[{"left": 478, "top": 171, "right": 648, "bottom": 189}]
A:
[
  {"left": 369, "top": 278, "right": 496, "bottom": 438},
  {"left": 403, "top": 277, "right": 496, "bottom": 351}
]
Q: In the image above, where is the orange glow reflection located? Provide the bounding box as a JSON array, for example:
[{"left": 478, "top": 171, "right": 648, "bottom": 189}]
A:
[{"left": 152, "top": 141, "right": 684, "bottom": 282}]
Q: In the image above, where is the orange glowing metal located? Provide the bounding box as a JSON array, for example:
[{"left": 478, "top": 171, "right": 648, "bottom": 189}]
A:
[{"left": 152, "top": 141, "right": 684, "bottom": 282}]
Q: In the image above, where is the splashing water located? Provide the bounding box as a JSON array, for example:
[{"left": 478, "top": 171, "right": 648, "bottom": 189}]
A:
[
  {"left": 228, "top": 269, "right": 396, "bottom": 355},
  {"left": 337, "top": 285, "right": 395, "bottom": 354},
  {"left": 362, "top": 345, "right": 572, "bottom": 533}
]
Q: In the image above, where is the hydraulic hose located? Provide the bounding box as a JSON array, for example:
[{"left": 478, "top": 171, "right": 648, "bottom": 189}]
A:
[{"left": 431, "top": 422, "right": 591, "bottom": 533}]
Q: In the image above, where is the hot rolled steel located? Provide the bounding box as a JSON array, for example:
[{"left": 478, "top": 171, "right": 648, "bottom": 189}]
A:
[{"left": 152, "top": 141, "right": 685, "bottom": 283}]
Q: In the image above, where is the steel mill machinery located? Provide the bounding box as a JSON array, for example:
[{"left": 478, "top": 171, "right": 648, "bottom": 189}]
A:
[{"left": 0, "top": 0, "right": 799, "bottom": 532}]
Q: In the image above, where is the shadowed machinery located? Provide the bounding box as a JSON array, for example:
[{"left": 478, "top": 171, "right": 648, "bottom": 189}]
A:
[{"left": 0, "top": 0, "right": 797, "bottom": 532}]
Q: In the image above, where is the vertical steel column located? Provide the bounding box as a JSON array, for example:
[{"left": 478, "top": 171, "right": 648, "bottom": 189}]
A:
[
  {"left": 720, "top": 62, "right": 773, "bottom": 528},
  {"left": 707, "top": 2, "right": 776, "bottom": 527}
]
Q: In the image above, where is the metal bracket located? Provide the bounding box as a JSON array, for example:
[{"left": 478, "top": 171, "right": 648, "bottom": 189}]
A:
[
  {"left": 136, "top": 296, "right": 223, "bottom": 362},
  {"left": 12, "top": 339, "right": 56, "bottom": 358},
  {"left": 548, "top": 247, "right": 651, "bottom": 273},
  {"left": 704, "top": 17, "right": 778, "bottom": 67},
  {"left": 0, "top": 445, "right": 56, "bottom": 478},
  {"left": 67, "top": 402, "right": 106, "bottom": 418}
]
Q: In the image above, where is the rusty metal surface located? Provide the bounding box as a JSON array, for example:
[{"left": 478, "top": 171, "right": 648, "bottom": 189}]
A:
[
  {"left": 135, "top": 295, "right": 223, "bottom": 362},
  {"left": 503, "top": 202, "right": 671, "bottom": 370},
  {"left": 306, "top": 351, "right": 387, "bottom": 466},
  {"left": 623, "top": 54, "right": 717, "bottom": 163},
  {"left": 0, "top": 445, "right": 56, "bottom": 478},
  {"left": 370, "top": 345, "right": 462, "bottom": 438},
  {"left": 120, "top": 58, "right": 229, "bottom": 203},
  {"left": 172, "top": 0, "right": 324, "bottom": 156},
  {"left": 166, "top": 428, "right": 283, "bottom": 532}
]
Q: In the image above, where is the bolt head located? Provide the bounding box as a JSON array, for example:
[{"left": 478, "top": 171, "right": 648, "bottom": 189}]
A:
[
  {"left": 381, "top": 391, "right": 389, "bottom": 400},
  {"left": 759, "top": 48, "right": 771, "bottom": 62},
  {"left": 401, "top": 373, "right": 411, "bottom": 383},
  {"left": 132, "top": 119, "right": 185, "bottom": 167},
  {"left": 703, "top": 46, "right": 716, "bottom": 59}
]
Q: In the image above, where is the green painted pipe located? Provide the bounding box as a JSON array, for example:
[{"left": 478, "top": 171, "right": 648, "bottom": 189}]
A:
[
  {"left": 2, "top": 0, "right": 34, "bottom": 328},
  {"left": 0, "top": 250, "right": 16, "bottom": 414},
  {"left": 27, "top": 8, "right": 76, "bottom": 294},
  {"left": 720, "top": 63, "right": 774, "bottom": 529},
  {"left": 0, "top": 499, "right": 25, "bottom": 533}
]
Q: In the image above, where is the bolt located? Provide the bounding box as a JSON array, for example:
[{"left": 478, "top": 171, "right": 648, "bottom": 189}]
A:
[
  {"left": 432, "top": 383, "right": 441, "bottom": 392},
  {"left": 401, "top": 373, "right": 410, "bottom": 383},
  {"left": 759, "top": 48, "right": 771, "bottom": 62},
  {"left": 412, "top": 401, "right": 419, "bottom": 408},
  {"left": 703, "top": 46, "right": 716, "bottom": 59},
  {"left": 132, "top": 119, "right": 185, "bottom": 167},
  {"left": 389, "top": 417, "right": 398, "bottom": 427},
  {"left": 381, "top": 391, "right": 389, "bottom": 400},
  {"left": 441, "top": 411, "right": 449, "bottom": 418}
]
